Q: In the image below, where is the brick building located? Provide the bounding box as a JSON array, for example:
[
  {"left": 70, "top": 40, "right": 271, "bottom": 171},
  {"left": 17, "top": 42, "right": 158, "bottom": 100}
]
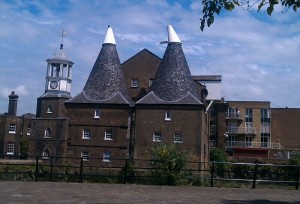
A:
[
  {"left": 1, "top": 25, "right": 299, "bottom": 162},
  {"left": 26, "top": 25, "right": 209, "bottom": 165}
]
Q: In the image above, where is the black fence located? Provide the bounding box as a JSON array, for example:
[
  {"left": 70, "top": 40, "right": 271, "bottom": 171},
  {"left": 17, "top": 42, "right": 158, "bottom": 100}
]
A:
[{"left": 0, "top": 155, "right": 299, "bottom": 189}]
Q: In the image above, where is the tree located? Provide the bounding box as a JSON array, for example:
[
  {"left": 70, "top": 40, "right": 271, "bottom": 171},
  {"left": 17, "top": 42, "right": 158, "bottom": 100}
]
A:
[
  {"left": 200, "top": 0, "right": 300, "bottom": 31},
  {"left": 149, "top": 144, "right": 190, "bottom": 185}
]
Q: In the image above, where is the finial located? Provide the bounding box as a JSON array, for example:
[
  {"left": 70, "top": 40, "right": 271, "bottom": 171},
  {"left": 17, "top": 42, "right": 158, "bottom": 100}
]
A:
[
  {"left": 60, "top": 30, "right": 67, "bottom": 50},
  {"left": 167, "top": 25, "right": 181, "bottom": 43},
  {"left": 103, "top": 25, "right": 116, "bottom": 45}
]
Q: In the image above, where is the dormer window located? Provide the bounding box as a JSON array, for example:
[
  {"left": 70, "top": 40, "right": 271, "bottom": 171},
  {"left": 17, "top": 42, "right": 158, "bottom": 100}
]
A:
[
  {"left": 94, "top": 109, "right": 100, "bottom": 119},
  {"left": 165, "top": 111, "right": 171, "bottom": 121},
  {"left": 131, "top": 79, "right": 139, "bottom": 88},
  {"left": 47, "top": 105, "right": 53, "bottom": 114},
  {"left": 149, "top": 79, "right": 154, "bottom": 87}
]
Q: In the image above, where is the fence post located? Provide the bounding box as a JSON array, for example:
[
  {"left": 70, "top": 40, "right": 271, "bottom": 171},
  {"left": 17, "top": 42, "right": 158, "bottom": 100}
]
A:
[
  {"left": 79, "top": 157, "right": 83, "bottom": 183},
  {"left": 211, "top": 161, "right": 215, "bottom": 187},
  {"left": 296, "top": 166, "right": 300, "bottom": 190},
  {"left": 252, "top": 163, "right": 258, "bottom": 189},
  {"left": 50, "top": 157, "right": 53, "bottom": 182},
  {"left": 124, "top": 159, "right": 128, "bottom": 184},
  {"left": 35, "top": 156, "right": 39, "bottom": 182}
]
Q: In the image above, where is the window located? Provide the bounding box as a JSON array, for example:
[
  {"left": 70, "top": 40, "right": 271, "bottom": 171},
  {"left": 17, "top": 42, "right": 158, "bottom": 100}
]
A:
[
  {"left": 174, "top": 133, "right": 182, "bottom": 143},
  {"left": 8, "top": 124, "right": 16, "bottom": 134},
  {"left": 81, "top": 152, "right": 89, "bottom": 161},
  {"left": 105, "top": 130, "right": 112, "bottom": 140},
  {"left": 245, "top": 136, "right": 253, "bottom": 147},
  {"left": 42, "top": 149, "right": 50, "bottom": 159},
  {"left": 165, "top": 111, "right": 171, "bottom": 121},
  {"left": 44, "top": 128, "right": 51, "bottom": 138},
  {"left": 261, "top": 108, "right": 270, "bottom": 133},
  {"left": 153, "top": 132, "right": 162, "bottom": 142},
  {"left": 94, "top": 109, "right": 100, "bottom": 118},
  {"left": 149, "top": 79, "right": 153, "bottom": 87},
  {"left": 7, "top": 143, "right": 14, "bottom": 155},
  {"left": 103, "top": 151, "right": 111, "bottom": 162},
  {"left": 27, "top": 128, "right": 31, "bottom": 135},
  {"left": 82, "top": 129, "right": 90, "bottom": 139},
  {"left": 261, "top": 133, "right": 270, "bottom": 148},
  {"left": 131, "top": 79, "right": 138, "bottom": 88},
  {"left": 227, "top": 136, "right": 236, "bottom": 147},
  {"left": 245, "top": 108, "right": 253, "bottom": 122},
  {"left": 47, "top": 105, "right": 53, "bottom": 113}
]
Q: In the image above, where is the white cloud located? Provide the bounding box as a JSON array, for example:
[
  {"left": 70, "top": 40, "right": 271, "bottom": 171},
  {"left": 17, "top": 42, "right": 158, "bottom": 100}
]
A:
[
  {"left": 0, "top": 0, "right": 299, "bottom": 114},
  {"left": 0, "top": 85, "right": 28, "bottom": 98}
]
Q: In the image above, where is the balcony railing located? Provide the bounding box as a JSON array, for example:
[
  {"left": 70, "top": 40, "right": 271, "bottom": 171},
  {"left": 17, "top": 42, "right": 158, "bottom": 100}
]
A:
[
  {"left": 226, "top": 127, "right": 256, "bottom": 134},
  {"left": 225, "top": 112, "right": 243, "bottom": 120},
  {"left": 225, "top": 141, "right": 283, "bottom": 149}
]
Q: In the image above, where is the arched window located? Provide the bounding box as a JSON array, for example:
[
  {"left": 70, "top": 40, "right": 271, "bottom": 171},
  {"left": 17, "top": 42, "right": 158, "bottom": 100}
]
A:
[
  {"left": 47, "top": 105, "right": 53, "bottom": 114},
  {"left": 42, "top": 149, "right": 50, "bottom": 159},
  {"left": 44, "top": 128, "right": 51, "bottom": 138}
]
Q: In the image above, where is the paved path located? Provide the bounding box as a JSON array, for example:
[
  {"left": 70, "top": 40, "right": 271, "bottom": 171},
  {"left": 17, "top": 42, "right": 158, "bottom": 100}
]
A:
[{"left": 0, "top": 181, "right": 299, "bottom": 203}]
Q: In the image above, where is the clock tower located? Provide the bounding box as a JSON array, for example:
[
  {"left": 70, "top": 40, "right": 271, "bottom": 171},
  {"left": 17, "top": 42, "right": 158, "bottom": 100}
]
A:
[
  {"left": 45, "top": 43, "right": 74, "bottom": 96},
  {"left": 36, "top": 32, "right": 74, "bottom": 118}
]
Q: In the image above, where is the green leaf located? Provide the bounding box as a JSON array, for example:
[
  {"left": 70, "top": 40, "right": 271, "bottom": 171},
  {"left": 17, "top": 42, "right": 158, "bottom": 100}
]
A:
[
  {"left": 225, "top": 2, "right": 235, "bottom": 11},
  {"left": 258, "top": 0, "right": 265, "bottom": 11},
  {"left": 293, "top": 4, "right": 298, "bottom": 11},
  {"left": 267, "top": 5, "right": 274, "bottom": 15}
]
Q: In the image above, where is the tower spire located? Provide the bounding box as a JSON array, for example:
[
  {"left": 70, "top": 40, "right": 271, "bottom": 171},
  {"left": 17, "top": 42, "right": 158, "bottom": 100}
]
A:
[{"left": 60, "top": 30, "right": 67, "bottom": 50}]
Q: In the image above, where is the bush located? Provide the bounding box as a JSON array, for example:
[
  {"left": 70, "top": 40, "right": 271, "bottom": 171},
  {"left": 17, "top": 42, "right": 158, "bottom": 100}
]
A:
[{"left": 149, "top": 144, "right": 190, "bottom": 185}]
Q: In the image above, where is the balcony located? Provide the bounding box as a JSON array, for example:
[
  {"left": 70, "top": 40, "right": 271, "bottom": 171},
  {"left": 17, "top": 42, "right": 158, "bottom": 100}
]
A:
[
  {"left": 225, "top": 141, "right": 283, "bottom": 149},
  {"left": 226, "top": 127, "right": 256, "bottom": 135},
  {"left": 225, "top": 112, "right": 243, "bottom": 120}
]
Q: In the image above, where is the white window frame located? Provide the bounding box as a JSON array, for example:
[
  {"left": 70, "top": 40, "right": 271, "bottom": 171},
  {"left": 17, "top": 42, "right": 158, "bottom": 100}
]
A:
[
  {"left": 7, "top": 143, "right": 14, "bottom": 155},
  {"left": 165, "top": 111, "right": 171, "bottom": 121},
  {"left": 42, "top": 149, "right": 50, "bottom": 159},
  {"left": 153, "top": 132, "right": 162, "bottom": 142},
  {"left": 27, "top": 128, "right": 31, "bottom": 135},
  {"left": 94, "top": 109, "right": 100, "bottom": 119},
  {"left": 44, "top": 128, "right": 51, "bottom": 138},
  {"left": 174, "top": 133, "right": 182, "bottom": 143},
  {"left": 103, "top": 151, "right": 111, "bottom": 162},
  {"left": 105, "top": 129, "right": 113, "bottom": 140},
  {"left": 82, "top": 129, "right": 91, "bottom": 139},
  {"left": 47, "top": 105, "right": 53, "bottom": 114},
  {"left": 8, "top": 124, "right": 16, "bottom": 134},
  {"left": 131, "top": 79, "right": 138, "bottom": 88},
  {"left": 81, "top": 152, "right": 89, "bottom": 161}
]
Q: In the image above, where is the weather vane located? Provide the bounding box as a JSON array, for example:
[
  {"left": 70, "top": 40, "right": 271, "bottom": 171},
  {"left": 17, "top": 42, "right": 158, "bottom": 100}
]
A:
[{"left": 60, "top": 29, "right": 67, "bottom": 50}]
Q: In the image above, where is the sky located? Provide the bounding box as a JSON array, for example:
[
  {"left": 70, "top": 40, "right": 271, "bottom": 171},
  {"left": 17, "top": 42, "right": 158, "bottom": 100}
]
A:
[{"left": 0, "top": 0, "right": 299, "bottom": 115}]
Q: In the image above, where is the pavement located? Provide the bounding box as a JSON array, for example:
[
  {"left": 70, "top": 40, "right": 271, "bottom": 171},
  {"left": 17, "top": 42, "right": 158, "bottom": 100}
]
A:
[{"left": 0, "top": 181, "right": 299, "bottom": 204}]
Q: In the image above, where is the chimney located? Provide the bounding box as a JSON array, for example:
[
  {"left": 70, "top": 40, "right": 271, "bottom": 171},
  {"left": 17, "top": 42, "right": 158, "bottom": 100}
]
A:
[{"left": 8, "top": 91, "right": 19, "bottom": 116}]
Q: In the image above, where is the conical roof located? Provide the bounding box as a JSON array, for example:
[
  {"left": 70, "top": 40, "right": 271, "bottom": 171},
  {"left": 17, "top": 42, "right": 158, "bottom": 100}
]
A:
[
  {"left": 137, "top": 25, "right": 202, "bottom": 105},
  {"left": 67, "top": 26, "right": 131, "bottom": 104}
]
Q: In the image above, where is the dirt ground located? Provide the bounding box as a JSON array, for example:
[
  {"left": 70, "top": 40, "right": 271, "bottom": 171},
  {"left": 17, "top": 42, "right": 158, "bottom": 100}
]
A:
[{"left": 0, "top": 181, "right": 299, "bottom": 204}]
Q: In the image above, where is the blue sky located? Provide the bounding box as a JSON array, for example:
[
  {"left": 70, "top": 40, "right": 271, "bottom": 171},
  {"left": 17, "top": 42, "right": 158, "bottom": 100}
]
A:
[{"left": 0, "top": 0, "right": 299, "bottom": 115}]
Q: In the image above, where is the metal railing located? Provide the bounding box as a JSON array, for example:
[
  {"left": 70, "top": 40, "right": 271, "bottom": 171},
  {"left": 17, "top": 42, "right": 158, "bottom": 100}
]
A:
[
  {"left": 0, "top": 155, "right": 298, "bottom": 189},
  {"left": 226, "top": 141, "right": 283, "bottom": 149},
  {"left": 226, "top": 127, "right": 256, "bottom": 134},
  {"left": 225, "top": 112, "right": 243, "bottom": 120}
]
